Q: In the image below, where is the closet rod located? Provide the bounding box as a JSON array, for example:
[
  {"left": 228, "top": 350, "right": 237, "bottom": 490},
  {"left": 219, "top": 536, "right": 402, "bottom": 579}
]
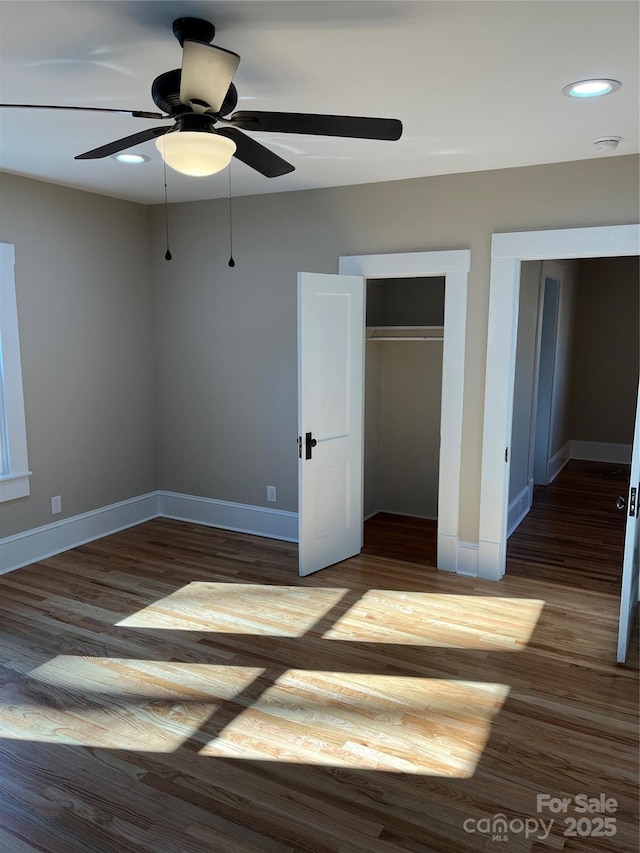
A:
[{"left": 366, "top": 336, "right": 444, "bottom": 342}]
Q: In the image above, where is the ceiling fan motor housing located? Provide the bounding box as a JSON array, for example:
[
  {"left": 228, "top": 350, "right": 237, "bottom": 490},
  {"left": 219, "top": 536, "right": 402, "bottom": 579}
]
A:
[
  {"left": 152, "top": 70, "right": 238, "bottom": 118},
  {"left": 172, "top": 113, "right": 217, "bottom": 134}
]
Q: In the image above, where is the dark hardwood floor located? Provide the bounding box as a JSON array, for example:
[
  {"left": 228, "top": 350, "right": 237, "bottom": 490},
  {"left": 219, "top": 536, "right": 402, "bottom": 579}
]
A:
[
  {"left": 363, "top": 513, "right": 437, "bottom": 567},
  {"left": 507, "top": 459, "right": 629, "bottom": 594},
  {"left": 0, "top": 514, "right": 637, "bottom": 852},
  {"left": 364, "top": 460, "right": 629, "bottom": 596}
]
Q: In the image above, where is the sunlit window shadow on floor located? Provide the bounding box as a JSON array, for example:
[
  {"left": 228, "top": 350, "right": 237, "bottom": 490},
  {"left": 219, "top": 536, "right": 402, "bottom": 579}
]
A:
[
  {"left": 323, "top": 591, "right": 544, "bottom": 649},
  {"left": 200, "top": 671, "right": 511, "bottom": 776},
  {"left": 116, "top": 582, "right": 349, "bottom": 636},
  {"left": 1, "top": 655, "right": 510, "bottom": 776},
  {"left": 115, "top": 583, "right": 544, "bottom": 649},
  {"left": 0, "top": 582, "right": 546, "bottom": 777},
  {"left": 1, "top": 657, "right": 265, "bottom": 752}
]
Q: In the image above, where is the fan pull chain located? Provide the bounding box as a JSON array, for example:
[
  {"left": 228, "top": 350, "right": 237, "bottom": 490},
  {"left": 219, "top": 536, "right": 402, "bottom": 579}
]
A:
[
  {"left": 228, "top": 166, "right": 235, "bottom": 268},
  {"left": 163, "top": 153, "right": 172, "bottom": 261}
]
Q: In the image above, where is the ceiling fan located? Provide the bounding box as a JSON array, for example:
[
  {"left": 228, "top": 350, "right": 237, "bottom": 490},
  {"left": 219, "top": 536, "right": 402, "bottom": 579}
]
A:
[{"left": 0, "top": 17, "right": 403, "bottom": 178}]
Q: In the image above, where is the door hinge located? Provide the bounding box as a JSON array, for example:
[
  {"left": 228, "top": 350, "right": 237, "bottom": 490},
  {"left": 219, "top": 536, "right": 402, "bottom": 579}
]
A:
[
  {"left": 630, "top": 486, "right": 637, "bottom": 518},
  {"left": 297, "top": 436, "right": 302, "bottom": 459},
  {"left": 505, "top": 447, "right": 509, "bottom": 463}
]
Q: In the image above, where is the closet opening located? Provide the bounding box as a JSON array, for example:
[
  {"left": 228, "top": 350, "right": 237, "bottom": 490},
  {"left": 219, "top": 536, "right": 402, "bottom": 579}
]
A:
[{"left": 362, "top": 276, "right": 445, "bottom": 567}]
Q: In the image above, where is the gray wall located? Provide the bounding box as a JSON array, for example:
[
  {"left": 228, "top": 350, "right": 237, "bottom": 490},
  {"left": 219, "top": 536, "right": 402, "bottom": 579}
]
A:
[
  {"left": 367, "top": 277, "right": 445, "bottom": 326},
  {"left": 150, "top": 154, "right": 639, "bottom": 543},
  {"left": 1, "top": 155, "right": 638, "bottom": 546},
  {"left": 0, "top": 173, "right": 156, "bottom": 537},
  {"left": 569, "top": 256, "right": 640, "bottom": 443},
  {"left": 378, "top": 341, "right": 442, "bottom": 518},
  {"left": 509, "top": 261, "right": 541, "bottom": 502},
  {"left": 549, "top": 260, "right": 579, "bottom": 460},
  {"left": 364, "top": 341, "right": 383, "bottom": 519},
  {"left": 365, "top": 340, "right": 442, "bottom": 519},
  {"left": 509, "top": 255, "right": 638, "bottom": 517},
  {"left": 364, "top": 277, "right": 444, "bottom": 518},
  {"left": 509, "top": 259, "right": 578, "bottom": 502}
]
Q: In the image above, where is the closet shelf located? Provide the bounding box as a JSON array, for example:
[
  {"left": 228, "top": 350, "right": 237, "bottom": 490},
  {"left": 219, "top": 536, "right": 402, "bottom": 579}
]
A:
[{"left": 366, "top": 325, "right": 444, "bottom": 342}]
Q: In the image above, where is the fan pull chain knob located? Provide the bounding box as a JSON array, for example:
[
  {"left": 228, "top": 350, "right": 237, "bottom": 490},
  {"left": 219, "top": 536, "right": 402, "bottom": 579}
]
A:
[
  {"left": 227, "top": 166, "right": 235, "bottom": 268},
  {"left": 162, "top": 155, "right": 172, "bottom": 260}
]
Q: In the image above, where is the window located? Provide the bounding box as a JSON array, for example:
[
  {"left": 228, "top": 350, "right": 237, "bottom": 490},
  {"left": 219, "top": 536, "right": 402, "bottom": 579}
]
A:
[{"left": 0, "top": 242, "right": 31, "bottom": 501}]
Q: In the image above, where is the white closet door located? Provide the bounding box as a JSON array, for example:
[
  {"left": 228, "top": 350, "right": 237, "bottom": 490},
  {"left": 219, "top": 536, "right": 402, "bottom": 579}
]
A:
[{"left": 297, "top": 272, "right": 365, "bottom": 576}]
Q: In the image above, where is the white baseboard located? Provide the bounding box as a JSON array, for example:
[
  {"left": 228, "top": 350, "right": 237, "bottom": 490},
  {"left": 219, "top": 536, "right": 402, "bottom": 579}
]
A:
[
  {"left": 456, "top": 541, "right": 479, "bottom": 577},
  {"left": 477, "top": 539, "right": 504, "bottom": 581},
  {"left": 548, "top": 441, "right": 571, "bottom": 483},
  {"left": 569, "top": 440, "right": 632, "bottom": 465},
  {"left": 159, "top": 491, "right": 298, "bottom": 543},
  {"left": 0, "top": 492, "right": 299, "bottom": 576},
  {"left": 507, "top": 480, "right": 534, "bottom": 538},
  {"left": 437, "top": 532, "right": 457, "bottom": 573},
  {"left": 0, "top": 493, "right": 159, "bottom": 575},
  {"left": 378, "top": 510, "right": 438, "bottom": 521}
]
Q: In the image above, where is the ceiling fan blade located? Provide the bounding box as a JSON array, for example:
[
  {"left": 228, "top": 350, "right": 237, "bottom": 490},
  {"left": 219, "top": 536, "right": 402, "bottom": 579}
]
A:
[
  {"left": 0, "top": 103, "right": 167, "bottom": 119},
  {"left": 229, "top": 111, "right": 403, "bottom": 141},
  {"left": 180, "top": 40, "right": 240, "bottom": 114},
  {"left": 216, "top": 128, "right": 294, "bottom": 178},
  {"left": 75, "top": 126, "right": 170, "bottom": 160}
]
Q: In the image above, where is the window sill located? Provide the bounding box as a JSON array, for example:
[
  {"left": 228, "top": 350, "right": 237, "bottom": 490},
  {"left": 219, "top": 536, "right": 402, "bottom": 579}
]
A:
[{"left": 0, "top": 471, "right": 32, "bottom": 502}]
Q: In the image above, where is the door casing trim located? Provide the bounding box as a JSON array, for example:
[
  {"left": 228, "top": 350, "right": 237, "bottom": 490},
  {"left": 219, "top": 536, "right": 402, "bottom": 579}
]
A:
[
  {"left": 339, "top": 249, "right": 470, "bottom": 573},
  {"left": 479, "top": 224, "right": 640, "bottom": 580}
]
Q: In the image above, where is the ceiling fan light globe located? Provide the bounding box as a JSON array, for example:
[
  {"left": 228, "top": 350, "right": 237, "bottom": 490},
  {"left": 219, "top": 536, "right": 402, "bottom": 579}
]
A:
[{"left": 156, "top": 132, "right": 236, "bottom": 176}]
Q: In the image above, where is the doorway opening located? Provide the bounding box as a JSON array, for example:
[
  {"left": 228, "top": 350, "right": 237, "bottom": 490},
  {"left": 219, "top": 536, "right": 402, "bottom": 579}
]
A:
[
  {"left": 479, "top": 224, "right": 640, "bottom": 582},
  {"left": 362, "top": 276, "right": 445, "bottom": 567},
  {"left": 338, "top": 249, "right": 470, "bottom": 574},
  {"left": 504, "top": 255, "right": 638, "bottom": 593},
  {"left": 478, "top": 223, "right": 640, "bottom": 661}
]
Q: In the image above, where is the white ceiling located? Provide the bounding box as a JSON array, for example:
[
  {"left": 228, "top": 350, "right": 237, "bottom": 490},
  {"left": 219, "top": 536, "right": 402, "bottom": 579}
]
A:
[{"left": 0, "top": 1, "right": 638, "bottom": 205}]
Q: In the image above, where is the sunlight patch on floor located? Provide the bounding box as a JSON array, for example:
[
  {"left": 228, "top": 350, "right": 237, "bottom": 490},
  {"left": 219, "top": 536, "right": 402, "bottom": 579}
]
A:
[
  {"left": 116, "top": 582, "right": 349, "bottom": 635},
  {"left": 201, "top": 671, "right": 511, "bottom": 776},
  {"left": 2, "top": 589, "right": 542, "bottom": 767},
  {"left": 0, "top": 657, "right": 263, "bottom": 752},
  {"left": 322, "top": 593, "right": 545, "bottom": 649}
]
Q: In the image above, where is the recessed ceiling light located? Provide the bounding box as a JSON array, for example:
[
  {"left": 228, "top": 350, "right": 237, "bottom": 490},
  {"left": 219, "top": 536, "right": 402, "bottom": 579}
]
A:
[
  {"left": 562, "top": 79, "right": 621, "bottom": 99},
  {"left": 111, "top": 153, "right": 150, "bottom": 164},
  {"left": 593, "top": 136, "right": 621, "bottom": 152}
]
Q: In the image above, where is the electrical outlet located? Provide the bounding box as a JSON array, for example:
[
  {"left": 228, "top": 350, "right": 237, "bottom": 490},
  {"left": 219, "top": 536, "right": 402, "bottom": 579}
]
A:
[
  {"left": 51, "top": 495, "right": 62, "bottom": 515},
  {"left": 266, "top": 485, "right": 276, "bottom": 503}
]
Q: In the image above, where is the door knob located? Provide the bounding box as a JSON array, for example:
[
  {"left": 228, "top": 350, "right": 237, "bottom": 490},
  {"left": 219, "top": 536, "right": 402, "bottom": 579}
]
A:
[
  {"left": 616, "top": 496, "right": 626, "bottom": 510},
  {"left": 305, "top": 432, "right": 317, "bottom": 460}
]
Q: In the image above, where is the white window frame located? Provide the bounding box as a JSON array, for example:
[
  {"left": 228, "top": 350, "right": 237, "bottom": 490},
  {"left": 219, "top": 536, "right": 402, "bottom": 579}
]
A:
[{"left": 0, "top": 242, "right": 31, "bottom": 501}]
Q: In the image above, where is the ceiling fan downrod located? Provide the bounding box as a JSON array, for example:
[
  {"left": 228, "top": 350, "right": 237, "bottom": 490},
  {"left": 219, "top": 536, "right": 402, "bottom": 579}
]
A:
[{"left": 172, "top": 17, "right": 215, "bottom": 46}]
